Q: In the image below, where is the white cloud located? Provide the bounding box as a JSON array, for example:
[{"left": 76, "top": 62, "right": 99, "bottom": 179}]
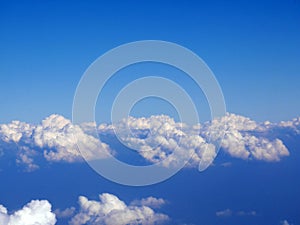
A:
[
  {"left": 0, "top": 120, "right": 34, "bottom": 143},
  {"left": 34, "top": 115, "right": 111, "bottom": 162},
  {"left": 69, "top": 193, "right": 169, "bottom": 225},
  {"left": 200, "top": 113, "right": 290, "bottom": 161},
  {"left": 0, "top": 200, "right": 56, "bottom": 225}
]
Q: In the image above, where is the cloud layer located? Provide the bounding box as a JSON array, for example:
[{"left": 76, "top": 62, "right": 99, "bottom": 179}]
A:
[{"left": 1, "top": 113, "right": 297, "bottom": 171}]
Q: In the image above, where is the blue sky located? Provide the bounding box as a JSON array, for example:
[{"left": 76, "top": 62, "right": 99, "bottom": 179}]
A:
[
  {"left": 1, "top": 0, "right": 300, "bottom": 123},
  {"left": 0, "top": 1, "right": 300, "bottom": 225}
]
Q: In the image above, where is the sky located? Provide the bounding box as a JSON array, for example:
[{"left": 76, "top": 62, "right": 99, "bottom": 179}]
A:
[
  {"left": 0, "top": 1, "right": 300, "bottom": 225},
  {"left": 0, "top": 0, "right": 300, "bottom": 123}
]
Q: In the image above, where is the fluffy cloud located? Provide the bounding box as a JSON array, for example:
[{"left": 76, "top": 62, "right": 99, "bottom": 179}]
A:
[
  {"left": 34, "top": 115, "right": 111, "bottom": 162},
  {"left": 0, "top": 113, "right": 296, "bottom": 170},
  {"left": 69, "top": 193, "right": 169, "bottom": 225},
  {"left": 0, "top": 200, "right": 56, "bottom": 225},
  {"left": 200, "top": 113, "right": 290, "bottom": 161},
  {"left": 0, "top": 120, "right": 34, "bottom": 143}
]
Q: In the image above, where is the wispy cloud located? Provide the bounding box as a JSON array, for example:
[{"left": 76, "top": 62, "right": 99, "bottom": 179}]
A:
[
  {"left": 216, "top": 208, "right": 257, "bottom": 217},
  {"left": 281, "top": 219, "right": 293, "bottom": 225},
  {"left": 216, "top": 209, "right": 232, "bottom": 217},
  {"left": 130, "top": 196, "right": 167, "bottom": 209}
]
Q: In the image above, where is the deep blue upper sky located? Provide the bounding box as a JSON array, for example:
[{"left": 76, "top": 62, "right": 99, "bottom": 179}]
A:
[
  {"left": 0, "top": 2, "right": 300, "bottom": 225},
  {"left": 0, "top": 0, "right": 300, "bottom": 123}
]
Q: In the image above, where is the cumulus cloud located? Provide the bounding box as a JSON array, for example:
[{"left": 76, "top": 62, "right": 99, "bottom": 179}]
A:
[
  {"left": 200, "top": 113, "right": 290, "bottom": 161},
  {"left": 35, "top": 115, "right": 111, "bottom": 162},
  {"left": 0, "top": 120, "right": 34, "bottom": 143},
  {"left": 69, "top": 193, "right": 169, "bottom": 225},
  {"left": 0, "top": 200, "right": 56, "bottom": 225},
  {"left": 0, "top": 113, "right": 296, "bottom": 170}
]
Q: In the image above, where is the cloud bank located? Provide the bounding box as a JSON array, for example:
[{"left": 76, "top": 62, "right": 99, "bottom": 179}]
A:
[{"left": 1, "top": 113, "right": 297, "bottom": 170}]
